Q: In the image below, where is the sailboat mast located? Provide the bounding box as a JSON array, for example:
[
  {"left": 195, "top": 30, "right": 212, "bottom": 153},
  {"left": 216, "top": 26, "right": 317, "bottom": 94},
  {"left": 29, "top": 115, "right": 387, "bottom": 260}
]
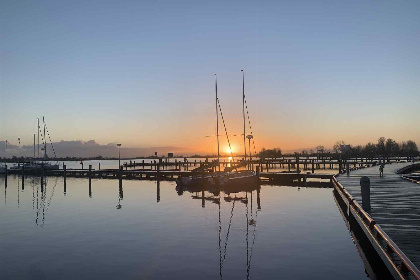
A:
[
  {"left": 242, "top": 70, "right": 247, "bottom": 161},
  {"left": 215, "top": 75, "right": 220, "bottom": 168},
  {"left": 43, "top": 116, "right": 47, "bottom": 159},
  {"left": 33, "top": 134, "right": 35, "bottom": 158}
]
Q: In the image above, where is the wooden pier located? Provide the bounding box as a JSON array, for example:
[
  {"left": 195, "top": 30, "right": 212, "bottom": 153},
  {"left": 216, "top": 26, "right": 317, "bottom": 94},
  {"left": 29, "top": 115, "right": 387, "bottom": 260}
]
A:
[{"left": 336, "top": 162, "right": 420, "bottom": 277}]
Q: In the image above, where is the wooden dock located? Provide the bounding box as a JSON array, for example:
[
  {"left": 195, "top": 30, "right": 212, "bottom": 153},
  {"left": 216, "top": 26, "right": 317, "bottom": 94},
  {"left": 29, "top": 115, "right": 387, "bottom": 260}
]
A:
[
  {"left": 6, "top": 166, "right": 334, "bottom": 185},
  {"left": 337, "top": 162, "right": 420, "bottom": 270}
]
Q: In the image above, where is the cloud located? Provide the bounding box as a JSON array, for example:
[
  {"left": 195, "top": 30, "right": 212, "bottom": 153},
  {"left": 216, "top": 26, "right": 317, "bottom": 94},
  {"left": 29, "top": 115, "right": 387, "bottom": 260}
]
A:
[{"left": 0, "top": 140, "right": 184, "bottom": 158}]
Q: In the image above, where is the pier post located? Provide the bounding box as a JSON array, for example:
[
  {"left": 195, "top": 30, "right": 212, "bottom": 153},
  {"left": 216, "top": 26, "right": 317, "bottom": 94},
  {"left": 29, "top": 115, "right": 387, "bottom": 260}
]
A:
[
  {"left": 256, "top": 166, "right": 260, "bottom": 178},
  {"left": 21, "top": 165, "right": 25, "bottom": 190},
  {"left": 346, "top": 162, "right": 350, "bottom": 176},
  {"left": 311, "top": 160, "right": 314, "bottom": 173},
  {"left": 338, "top": 159, "right": 342, "bottom": 173},
  {"left": 202, "top": 190, "right": 205, "bottom": 208},
  {"left": 99, "top": 163, "right": 101, "bottom": 170},
  {"left": 257, "top": 188, "right": 261, "bottom": 210},
  {"left": 288, "top": 159, "right": 291, "bottom": 172},
  {"left": 360, "top": 176, "right": 371, "bottom": 212},
  {"left": 89, "top": 165, "right": 92, "bottom": 197},
  {"left": 157, "top": 163, "right": 160, "bottom": 179},
  {"left": 296, "top": 155, "right": 300, "bottom": 173},
  {"left": 63, "top": 164, "right": 67, "bottom": 194}
]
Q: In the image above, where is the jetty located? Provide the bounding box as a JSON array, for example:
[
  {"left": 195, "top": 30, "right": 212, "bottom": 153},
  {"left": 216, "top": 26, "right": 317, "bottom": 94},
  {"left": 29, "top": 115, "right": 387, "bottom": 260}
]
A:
[{"left": 335, "top": 162, "right": 420, "bottom": 279}]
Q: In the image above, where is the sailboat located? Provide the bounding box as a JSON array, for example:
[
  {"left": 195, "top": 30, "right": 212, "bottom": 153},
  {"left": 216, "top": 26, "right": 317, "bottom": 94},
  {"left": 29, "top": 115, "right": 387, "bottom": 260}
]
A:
[
  {"left": 176, "top": 75, "right": 228, "bottom": 189},
  {"left": 176, "top": 72, "right": 258, "bottom": 189},
  {"left": 218, "top": 70, "right": 258, "bottom": 187},
  {"left": 10, "top": 117, "right": 59, "bottom": 171}
]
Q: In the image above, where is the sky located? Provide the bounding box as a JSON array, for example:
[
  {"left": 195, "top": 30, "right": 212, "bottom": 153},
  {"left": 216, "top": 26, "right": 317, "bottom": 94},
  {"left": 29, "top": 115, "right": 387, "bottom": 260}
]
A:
[{"left": 1, "top": 0, "right": 419, "bottom": 156}]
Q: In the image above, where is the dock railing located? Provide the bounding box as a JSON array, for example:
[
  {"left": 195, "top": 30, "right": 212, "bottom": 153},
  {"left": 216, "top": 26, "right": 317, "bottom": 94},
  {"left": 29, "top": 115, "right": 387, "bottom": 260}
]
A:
[{"left": 332, "top": 176, "right": 420, "bottom": 280}]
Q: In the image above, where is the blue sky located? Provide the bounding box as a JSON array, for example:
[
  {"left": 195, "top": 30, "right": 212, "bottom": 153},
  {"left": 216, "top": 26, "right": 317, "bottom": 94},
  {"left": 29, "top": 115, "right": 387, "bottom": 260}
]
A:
[{"left": 1, "top": 0, "right": 419, "bottom": 154}]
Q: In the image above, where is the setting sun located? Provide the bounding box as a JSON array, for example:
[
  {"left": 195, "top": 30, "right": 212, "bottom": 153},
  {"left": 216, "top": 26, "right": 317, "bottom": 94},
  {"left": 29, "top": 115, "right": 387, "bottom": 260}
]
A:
[{"left": 226, "top": 147, "right": 232, "bottom": 154}]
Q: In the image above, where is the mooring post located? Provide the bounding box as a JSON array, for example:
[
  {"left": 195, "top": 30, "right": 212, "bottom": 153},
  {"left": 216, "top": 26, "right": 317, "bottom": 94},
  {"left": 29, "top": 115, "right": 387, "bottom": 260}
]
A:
[
  {"left": 311, "top": 159, "right": 315, "bottom": 173},
  {"left": 338, "top": 159, "right": 342, "bottom": 173},
  {"left": 63, "top": 164, "right": 67, "bottom": 194},
  {"left": 360, "top": 176, "right": 371, "bottom": 212},
  {"left": 256, "top": 166, "right": 260, "bottom": 178},
  {"left": 99, "top": 162, "right": 101, "bottom": 170},
  {"left": 257, "top": 188, "right": 261, "bottom": 210},
  {"left": 296, "top": 155, "right": 300, "bottom": 173},
  {"left": 157, "top": 163, "right": 160, "bottom": 179},
  {"left": 346, "top": 161, "right": 350, "bottom": 176},
  {"left": 288, "top": 159, "right": 291, "bottom": 172},
  {"left": 89, "top": 165, "right": 92, "bottom": 197}
]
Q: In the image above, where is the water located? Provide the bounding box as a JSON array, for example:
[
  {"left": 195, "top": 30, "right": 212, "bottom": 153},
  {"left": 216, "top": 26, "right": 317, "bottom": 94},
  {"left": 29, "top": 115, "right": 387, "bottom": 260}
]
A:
[{"left": 0, "top": 175, "right": 368, "bottom": 279}]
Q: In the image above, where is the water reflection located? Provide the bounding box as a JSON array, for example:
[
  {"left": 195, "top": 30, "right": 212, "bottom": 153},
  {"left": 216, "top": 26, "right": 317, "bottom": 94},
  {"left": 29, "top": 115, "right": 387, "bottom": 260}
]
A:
[
  {"left": 177, "top": 182, "right": 261, "bottom": 280},
  {"left": 117, "top": 179, "right": 123, "bottom": 209},
  {"left": 35, "top": 177, "right": 59, "bottom": 227},
  {"left": 0, "top": 175, "right": 370, "bottom": 279}
]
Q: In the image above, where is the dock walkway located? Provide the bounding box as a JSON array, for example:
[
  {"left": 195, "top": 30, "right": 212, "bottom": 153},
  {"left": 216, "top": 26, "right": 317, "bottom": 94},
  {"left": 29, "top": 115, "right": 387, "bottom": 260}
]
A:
[{"left": 337, "top": 162, "right": 420, "bottom": 269}]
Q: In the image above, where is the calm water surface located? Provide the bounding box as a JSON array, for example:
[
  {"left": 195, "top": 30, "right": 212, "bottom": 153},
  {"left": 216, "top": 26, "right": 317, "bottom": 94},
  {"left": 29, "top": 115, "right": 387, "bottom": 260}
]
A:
[{"left": 0, "top": 175, "right": 367, "bottom": 279}]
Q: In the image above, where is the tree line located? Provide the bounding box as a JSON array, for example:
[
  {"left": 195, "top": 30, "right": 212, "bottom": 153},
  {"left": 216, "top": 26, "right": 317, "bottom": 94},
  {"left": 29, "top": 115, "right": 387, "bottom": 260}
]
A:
[{"left": 258, "top": 137, "right": 418, "bottom": 159}]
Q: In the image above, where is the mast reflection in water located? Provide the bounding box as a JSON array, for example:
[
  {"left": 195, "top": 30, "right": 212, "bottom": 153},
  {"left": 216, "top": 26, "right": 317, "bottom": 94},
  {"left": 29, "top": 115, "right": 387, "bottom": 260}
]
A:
[
  {"left": 0, "top": 175, "right": 370, "bottom": 279},
  {"left": 177, "top": 182, "right": 261, "bottom": 279}
]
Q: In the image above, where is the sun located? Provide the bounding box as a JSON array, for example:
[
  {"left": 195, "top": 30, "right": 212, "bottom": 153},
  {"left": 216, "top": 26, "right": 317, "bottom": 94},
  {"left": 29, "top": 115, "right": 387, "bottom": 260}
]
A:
[{"left": 226, "top": 147, "right": 232, "bottom": 154}]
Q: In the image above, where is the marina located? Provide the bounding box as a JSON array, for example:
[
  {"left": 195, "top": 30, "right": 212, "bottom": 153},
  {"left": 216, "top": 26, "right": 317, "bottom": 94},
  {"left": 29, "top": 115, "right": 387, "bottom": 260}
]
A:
[{"left": 2, "top": 1, "right": 420, "bottom": 279}]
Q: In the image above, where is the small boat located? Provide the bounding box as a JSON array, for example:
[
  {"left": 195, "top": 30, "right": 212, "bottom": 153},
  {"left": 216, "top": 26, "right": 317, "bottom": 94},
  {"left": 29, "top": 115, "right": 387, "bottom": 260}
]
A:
[{"left": 10, "top": 161, "right": 59, "bottom": 171}]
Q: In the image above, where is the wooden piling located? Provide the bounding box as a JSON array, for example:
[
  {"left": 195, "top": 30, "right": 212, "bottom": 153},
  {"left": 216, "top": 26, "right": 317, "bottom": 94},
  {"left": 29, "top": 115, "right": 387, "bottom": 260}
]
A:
[
  {"left": 63, "top": 164, "right": 67, "bottom": 194},
  {"left": 89, "top": 165, "right": 92, "bottom": 197},
  {"left": 21, "top": 165, "right": 25, "bottom": 190}
]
